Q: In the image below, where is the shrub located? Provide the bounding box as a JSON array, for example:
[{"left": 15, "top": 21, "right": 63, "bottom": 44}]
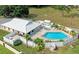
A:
[
  {"left": 13, "top": 39, "right": 22, "bottom": 46},
  {"left": 25, "top": 34, "right": 31, "bottom": 40},
  {"left": 34, "top": 38, "right": 43, "bottom": 45},
  {"left": 59, "top": 40, "right": 64, "bottom": 42},
  {"left": 37, "top": 43, "right": 45, "bottom": 51},
  {"left": 34, "top": 38, "right": 45, "bottom": 51},
  {"left": 71, "top": 30, "right": 76, "bottom": 36}
]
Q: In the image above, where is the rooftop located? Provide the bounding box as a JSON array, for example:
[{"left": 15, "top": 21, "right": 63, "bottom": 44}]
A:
[{"left": 1, "top": 18, "right": 43, "bottom": 33}]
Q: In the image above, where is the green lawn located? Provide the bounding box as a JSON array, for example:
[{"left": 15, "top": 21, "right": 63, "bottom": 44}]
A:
[
  {"left": 12, "top": 44, "right": 52, "bottom": 54},
  {"left": 29, "top": 7, "right": 79, "bottom": 28},
  {"left": 12, "top": 39, "right": 79, "bottom": 54},
  {"left": 11, "top": 38, "right": 79, "bottom": 54},
  {"left": 54, "top": 39, "right": 79, "bottom": 54},
  {"left": 0, "top": 29, "right": 9, "bottom": 40},
  {"left": 56, "top": 45, "right": 79, "bottom": 54},
  {"left": 13, "top": 44, "right": 38, "bottom": 54},
  {"left": 0, "top": 45, "right": 14, "bottom": 54}
]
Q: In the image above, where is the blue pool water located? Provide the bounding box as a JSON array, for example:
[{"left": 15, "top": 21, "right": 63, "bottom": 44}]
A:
[{"left": 43, "top": 32, "right": 68, "bottom": 40}]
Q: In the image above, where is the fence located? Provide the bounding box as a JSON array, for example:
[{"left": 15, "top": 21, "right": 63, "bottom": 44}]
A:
[
  {"left": 64, "top": 34, "right": 78, "bottom": 45},
  {"left": 0, "top": 40, "right": 20, "bottom": 54}
]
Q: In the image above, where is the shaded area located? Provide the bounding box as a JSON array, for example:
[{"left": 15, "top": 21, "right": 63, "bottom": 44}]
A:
[
  {"left": 27, "top": 14, "right": 38, "bottom": 20},
  {"left": 0, "top": 29, "right": 9, "bottom": 40}
]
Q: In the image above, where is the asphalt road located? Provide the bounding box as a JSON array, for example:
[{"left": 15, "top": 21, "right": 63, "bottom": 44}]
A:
[{"left": 0, "top": 18, "right": 12, "bottom": 25}]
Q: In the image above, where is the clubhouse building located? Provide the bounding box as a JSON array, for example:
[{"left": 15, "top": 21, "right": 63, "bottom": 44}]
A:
[{"left": 1, "top": 18, "right": 43, "bottom": 36}]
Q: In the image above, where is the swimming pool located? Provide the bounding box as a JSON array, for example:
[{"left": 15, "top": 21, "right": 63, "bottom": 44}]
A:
[{"left": 43, "top": 32, "right": 68, "bottom": 40}]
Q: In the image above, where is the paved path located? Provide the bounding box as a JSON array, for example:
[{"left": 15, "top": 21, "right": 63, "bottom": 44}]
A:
[{"left": 0, "top": 40, "right": 20, "bottom": 54}]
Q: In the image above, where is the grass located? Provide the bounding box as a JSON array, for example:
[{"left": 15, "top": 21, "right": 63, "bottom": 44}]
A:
[
  {"left": 1, "top": 7, "right": 79, "bottom": 54},
  {"left": 0, "top": 45, "right": 14, "bottom": 54},
  {"left": 0, "top": 29, "right": 9, "bottom": 40},
  {"left": 29, "top": 7, "right": 79, "bottom": 29},
  {"left": 54, "top": 39, "right": 79, "bottom": 54},
  {"left": 7, "top": 39, "right": 79, "bottom": 54},
  {"left": 29, "top": 7, "right": 79, "bottom": 53},
  {"left": 12, "top": 39, "right": 79, "bottom": 54},
  {"left": 12, "top": 44, "right": 52, "bottom": 54},
  {"left": 12, "top": 44, "right": 38, "bottom": 54}
]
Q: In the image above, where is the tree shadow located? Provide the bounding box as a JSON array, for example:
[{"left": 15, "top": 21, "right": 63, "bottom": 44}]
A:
[
  {"left": 29, "top": 5, "right": 50, "bottom": 8},
  {"left": 63, "top": 13, "right": 79, "bottom": 18},
  {"left": 27, "top": 14, "right": 38, "bottom": 19}
]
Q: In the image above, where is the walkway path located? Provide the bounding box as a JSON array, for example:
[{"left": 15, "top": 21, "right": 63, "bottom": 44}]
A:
[{"left": 0, "top": 40, "right": 20, "bottom": 54}]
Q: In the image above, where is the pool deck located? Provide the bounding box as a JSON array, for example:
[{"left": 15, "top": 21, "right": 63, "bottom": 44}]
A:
[{"left": 32, "top": 28, "right": 72, "bottom": 41}]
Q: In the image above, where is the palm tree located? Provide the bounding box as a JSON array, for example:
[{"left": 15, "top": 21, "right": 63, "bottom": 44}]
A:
[
  {"left": 34, "top": 38, "right": 43, "bottom": 45},
  {"left": 71, "top": 30, "right": 77, "bottom": 39},
  {"left": 25, "top": 34, "right": 31, "bottom": 47},
  {"left": 34, "top": 38, "right": 45, "bottom": 51}
]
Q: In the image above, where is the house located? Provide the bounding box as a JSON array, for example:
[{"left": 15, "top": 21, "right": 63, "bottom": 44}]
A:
[
  {"left": 0, "top": 18, "right": 44, "bottom": 46},
  {"left": 1, "top": 18, "right": 43, "bottom": 35}
]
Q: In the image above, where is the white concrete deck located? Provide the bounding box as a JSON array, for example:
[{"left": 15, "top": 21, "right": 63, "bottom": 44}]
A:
[{"left": 32, "top": 27, "right": 72, "bottom": 41}]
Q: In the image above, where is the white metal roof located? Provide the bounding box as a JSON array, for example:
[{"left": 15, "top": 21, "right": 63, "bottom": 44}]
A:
[
  {"left": 44, "top": 20, "right": 51, "bottom": 23},
  {"left": 1, "top": 18, "right": 43, "bottom": 33}
]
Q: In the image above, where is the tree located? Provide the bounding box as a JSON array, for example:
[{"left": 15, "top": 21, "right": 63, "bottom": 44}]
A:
[
  {"left": 34, "top": 38, "right": 45, "bottom": 51},
  {"left": 34, "top": 38, "right": 43, "bottom": 45},
  {"left": 0, "top": 6, "right": 10, "bottom": 17},
  {"left": 25, "top": 34, "right": 31, "bottom": 47},
  {"left": 0, "top": 5, "right": 29, "bottom": 17},
  {"left": 37, "top": 43, "right": 45, "bottom": 51},
  {"left": 71, "top": 31, "right": 76, "bottom": 36},
  {"left": 29, "top": 5, "right": 49, "bottom": 8},
  {"left": 70, "top": 30, "right": 77, "bottom": 39}
]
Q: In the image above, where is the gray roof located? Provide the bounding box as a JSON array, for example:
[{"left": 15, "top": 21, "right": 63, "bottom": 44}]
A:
[{"left": 1, "top": 18, "right": 43, "bottom": 33}]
